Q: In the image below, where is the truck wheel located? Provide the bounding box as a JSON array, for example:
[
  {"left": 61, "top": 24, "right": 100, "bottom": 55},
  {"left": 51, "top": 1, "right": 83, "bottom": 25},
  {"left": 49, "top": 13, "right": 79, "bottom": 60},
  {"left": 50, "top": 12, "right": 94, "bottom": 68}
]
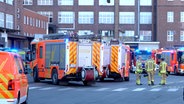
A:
[
  {"left": 83, "top": 81, "right": 93, "bottom": 86},
  {"left": 174, "top": 67, "right": 178, "bottom": 75},
  {"left": 52, "top": 69, "right": 59, "bottom": 85},
  {"left": 33, "top": 67, "right": 40, "bottom": 82},
  {"left": 124, "top": 77, "right": 129, "bottom": 81},
  {"left": 99, "top": 78, "right": 104, "bottom": 82}
]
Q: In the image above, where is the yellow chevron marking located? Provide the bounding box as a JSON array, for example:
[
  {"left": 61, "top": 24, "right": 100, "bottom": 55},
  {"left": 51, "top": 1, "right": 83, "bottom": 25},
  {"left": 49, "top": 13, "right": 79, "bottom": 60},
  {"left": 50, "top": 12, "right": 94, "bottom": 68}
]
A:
[
  {"left": 0, "top": 74, "right": 8, "bottom": 85},
  {"left": 0, "top": 93, "right": 5, "bottom": 98},
  {"left": 0, "top": 58, "right": 8, "bottom": 72},
  {"left": 0, "top": 85, "right": 13, "bottom": 98},
  {"left": 7, "top": 74, "right": 14, "bottom": 79}
]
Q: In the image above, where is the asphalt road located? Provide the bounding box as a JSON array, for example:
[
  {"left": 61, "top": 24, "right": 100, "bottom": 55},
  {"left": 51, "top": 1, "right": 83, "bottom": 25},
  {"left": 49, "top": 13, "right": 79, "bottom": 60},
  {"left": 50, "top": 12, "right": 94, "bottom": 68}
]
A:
[{"left": 26, "top": 72, "right": 184, "bottom": 104}]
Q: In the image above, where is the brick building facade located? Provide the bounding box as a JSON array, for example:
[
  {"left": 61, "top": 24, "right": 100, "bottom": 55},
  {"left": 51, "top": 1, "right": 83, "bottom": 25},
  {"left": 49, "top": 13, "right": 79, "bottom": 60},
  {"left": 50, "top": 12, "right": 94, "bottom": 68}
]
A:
[{"left": 0, "top": 0, "right": 48, "bottom": 49}]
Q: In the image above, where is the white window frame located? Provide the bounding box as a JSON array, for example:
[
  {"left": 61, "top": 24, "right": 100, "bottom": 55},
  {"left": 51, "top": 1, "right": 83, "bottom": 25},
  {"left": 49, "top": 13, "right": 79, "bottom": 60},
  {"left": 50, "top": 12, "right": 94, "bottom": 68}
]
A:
[
  {"left": 6, "top": 14, "right": 13, "bottom": 29},
  {"left": 58, "top": 11, "right": 74, "bottom": 24},
  {"left": 78, "top": 30, "right": 93, "bottom": 35},
  {"left": 78, "top": 12, "right": 94, "bottom": 24},
  {"left": 140, "top": 0, "right": 152, "bottom": 6},
  {"left": 119, "top": 0, "right": 135, "bottom": 6},
  {"left": 99, "top": 0, "right": 114, "bottom": 6},
  {"left": 37, "top": 0, "right": 53, "bottom": 5},
  {"left": 181, "top": 12, "right": 184, "bottom": 22},
  {"left": 78, "top": 0, "right": 94, "bottom": 6},
  {"left": 23, "top": 0, "right": 33, "bottom": 5},
  {"left": 0, "top": 12, "right": 4, "bottom": 28},
  {"left": 58, "top": 0, "right": 73, "bottom": 5},
  {"left": 180, "top": 31, "right": 184, "bottom": 41},
  {"left": 140, "top": 12, "right": 152, "bottom": 24},
  {"left": 119, "top": 12, "right": 135, "bottom": 24},
  {"left": 121, "top": 30, "right": 135, "bottom": 37},
  {"left": 140, "top": 30, "right": 152, "bottom": 41},
  {"left": 167, "top": 30, "right": 174, "bottom": 41},
  {"left": 6, "top": 0, "right": 13, "bottom": 5},
  {"left": 167, "top": 11, "right": 174, "bottom": 22},
  {"left": 37, "top": 11, "right": 53, "bottom": 23},
  {"left": 99, "top": 12, "right": 114, "bottom": 24}
]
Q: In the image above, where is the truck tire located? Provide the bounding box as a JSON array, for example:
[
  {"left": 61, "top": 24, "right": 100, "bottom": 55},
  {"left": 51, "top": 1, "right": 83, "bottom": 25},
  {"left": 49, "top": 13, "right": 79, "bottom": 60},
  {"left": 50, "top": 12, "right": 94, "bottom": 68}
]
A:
[
  {"left": 124, "top": 77, "right": 129, "bottom": 81},
  {"left": 52, "top": 69, "right": 59, "bottom": 85},
  {"left": 174, "top": 67, "right": 178, "bottom": 75},
  {"left": 33, "top": 67, "right": 40, "bottom": 82},
  {"left": 83, "top": 81, "right": 93, "bottom": 86}
]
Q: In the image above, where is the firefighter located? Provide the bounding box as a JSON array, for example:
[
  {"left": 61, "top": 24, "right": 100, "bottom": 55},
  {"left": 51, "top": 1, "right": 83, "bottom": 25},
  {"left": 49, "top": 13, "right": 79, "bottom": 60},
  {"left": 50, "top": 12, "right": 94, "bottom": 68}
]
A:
[
  {"left": 159, "top": 58, "right": 167, "bottom": 85},
  {"left": 135, "top": 56, "right": 143, "bottom": 85},
  {"left": 145, "top": 56, "right": 156, "bottom": 86}
]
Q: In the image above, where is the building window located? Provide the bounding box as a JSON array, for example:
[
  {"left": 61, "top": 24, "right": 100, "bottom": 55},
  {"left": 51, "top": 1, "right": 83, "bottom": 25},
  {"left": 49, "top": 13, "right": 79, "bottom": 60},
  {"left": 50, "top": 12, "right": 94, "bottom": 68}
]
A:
[
  {"left": 24, "top": 16, "right": 26, "bottom": 24},
  {"left": 32, "top": 18, "right": 35, "bottom": 26},
  {"left": 78, "top": 30, "right": 94, "bottom": 35},
  {"left": 30, "top": 17, "right": 32, "bottom": 26},
  {"left": 78, "top": 0, "right": 94, "bottom": 6},
  {"left": 140, "top": 31, "right": 152, "bottom": 41},
  {"left": 98, "top": 30, "right": 114, "bottom": 37},
  {"left": 180, "top": 31, "right": 184, "bottom": 41},
  {"left": 140, "top": 12, "right": 152, "bottom": 24},
  {"left": 58, "top": 0, "right": 73, "bottom": 5},
  {"left": 99, "top": 12, "right": 114, "bottom": 24},
  {"left": 140, "top": 0, "right": 152, "bottom": 6},
  {"left": 99, "top": 0, "right": 114, "bottom": 6},
  {"left": 37, "top": 0, "right": 53, "bottom": 5},
  {"left": 58, "top": 11, "right": 74, "bottom": 24},
  {"left": 6, "top": 14, "right": 13, "bottom": 29},
  {"left": 119, "top": 12, "right": 135, "bottom": 24},
  {"left": 0, "top": 0, "right": 3, "bottom": 2},
  {"left": 37, "top": 11, "right": 53, "bottom": 23},
  {"left": 119, "top": 0, "right": 135, "bottom": 6},
  {"left": 36, "top": 19, "right": 38, "bottom": 27},
  {"left": 167, "top": 12, "right": 174, "bottom": 22},
  {"left": 6, "top": 0, "right": 13, "bottom": 5},
  {"left": 167, "top": 30, "right": 174, "bottom": 41},
  {"left": 0, "top": 12, "right": 4, "bottom": 28},
  {"left": 27, "top": 16, "right": 29, "bottom": 25},
  {"left": 181, "top": 12, "right": 184, "bottom": 22},
  {"left": 120, "top": 30, "right": 135, "bottom": 37},
  {"left": 23, "top": 0, "right": 33, "bottom": 5},
  {"left": 78, "top": 12, "right": 94, "bottom": 24}
]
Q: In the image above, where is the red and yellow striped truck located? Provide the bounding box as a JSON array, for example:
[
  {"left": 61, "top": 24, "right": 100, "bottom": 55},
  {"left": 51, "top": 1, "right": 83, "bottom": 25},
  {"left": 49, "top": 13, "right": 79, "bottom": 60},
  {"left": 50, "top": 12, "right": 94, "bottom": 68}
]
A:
[
  {"left": 27, "top": 36, "right": 98, "bottom": 86},
  {"left": 93, "top": 40, "right": 130, "bottom": 81}
]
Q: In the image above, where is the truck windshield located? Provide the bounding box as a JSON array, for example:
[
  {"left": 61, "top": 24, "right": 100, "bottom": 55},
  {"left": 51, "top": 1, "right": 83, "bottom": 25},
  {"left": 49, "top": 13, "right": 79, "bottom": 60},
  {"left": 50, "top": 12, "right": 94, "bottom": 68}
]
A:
[
  {"left": 135, "top": 50, "right": 151, "bottom": 61},
  {"left": 177, "top": 51, "right": 184, "bottom": 64},
  {"left": 161, "top": 52, "right": 171, "bottom": 66},
  {"left": 31, "top": 44, "right": 36, "bottom": 61}
]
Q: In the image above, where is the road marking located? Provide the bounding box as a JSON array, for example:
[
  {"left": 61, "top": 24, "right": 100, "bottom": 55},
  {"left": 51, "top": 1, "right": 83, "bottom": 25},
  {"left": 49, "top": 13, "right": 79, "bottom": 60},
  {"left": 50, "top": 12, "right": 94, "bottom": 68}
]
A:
[
  {"left": 39, "top": 87, "right": 56, "bottom": 91},
  {"left": 29, "top": 87, "right": 40, "bottom": 90},
  {"left": 150, "top": 88, "right": 161, "bottom": 92},
  {"left": 132, "top": 88, "right": 146, "bottom": 92},
  {"left": 112, "top": 88, "right": 128, "bottom": 91},
  {"left": 167, "top": 88, "right": 179, "bottom": 92},
  {"left": 58, "top": 88, "right": 74, "bottom": 91},
  {"left": 179, "top": 81, "right": 184, "bottom": 83},
  {"left": 95, "top": 88, "right": 109, "bottom": 91},
  {"left": 167, "top": 82, "right": 174, "bottom": 84},
  {"left": 151, "top": 85, "right": 161, "bottom": 88}
]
